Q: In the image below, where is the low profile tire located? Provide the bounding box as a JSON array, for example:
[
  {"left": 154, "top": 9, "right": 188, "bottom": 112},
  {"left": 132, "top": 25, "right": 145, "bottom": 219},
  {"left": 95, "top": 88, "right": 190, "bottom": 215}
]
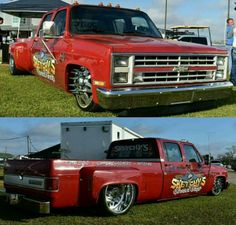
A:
[
  {"left": 9, "top": 55, "right": 21, "bottom": 75},
  {"left": 209, "top": 177, "right": 224, "bottom": 196},
  {"left": 99, "top": 184, "right": 136, "bottom": 216},
  {"left": 68, "top": 67, "right": 100, "bottom": 112}
]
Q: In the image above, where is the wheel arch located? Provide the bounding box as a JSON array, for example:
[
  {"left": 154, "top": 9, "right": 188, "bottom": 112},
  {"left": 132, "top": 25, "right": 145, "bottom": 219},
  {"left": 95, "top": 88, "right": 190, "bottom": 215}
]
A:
[
  {"left": 65, "top": 63, "right": 95, "bottom": 92},
  {"left": 96, "top": 182, "right": 139, "bottom": 204}
]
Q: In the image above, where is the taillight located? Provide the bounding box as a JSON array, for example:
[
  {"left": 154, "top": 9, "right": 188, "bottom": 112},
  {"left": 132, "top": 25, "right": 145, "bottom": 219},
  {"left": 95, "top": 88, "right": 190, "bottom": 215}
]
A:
[{"left": 44, "top": 177, "right": 59, "bottom": 191}]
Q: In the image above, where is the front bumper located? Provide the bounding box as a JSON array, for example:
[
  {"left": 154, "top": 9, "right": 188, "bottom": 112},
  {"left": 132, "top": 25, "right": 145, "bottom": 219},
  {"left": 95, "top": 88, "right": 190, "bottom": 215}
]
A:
[
  {"left": 96, "top": 81, "right": 233, "bottom": 110},
  {"left": 6, "top": 193, "right": 50, "bottom": 214}
]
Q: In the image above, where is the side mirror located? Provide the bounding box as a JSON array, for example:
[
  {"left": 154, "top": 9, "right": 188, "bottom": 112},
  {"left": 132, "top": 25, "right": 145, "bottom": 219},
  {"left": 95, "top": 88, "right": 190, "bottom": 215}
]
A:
[
  {"left": 203, "top": 154, "right": 211, "bottom": 165},
  {"left": 39, "top": 21, "right": 55, "bottom": 37}
]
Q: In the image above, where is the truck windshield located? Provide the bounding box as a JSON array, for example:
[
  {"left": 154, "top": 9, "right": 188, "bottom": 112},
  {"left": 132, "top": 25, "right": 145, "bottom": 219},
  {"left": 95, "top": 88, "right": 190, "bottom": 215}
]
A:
[
  {"left": 70, "top": 5, "right": 162, "bottom": 38},
  {"left": 107, "top": 139, "right": 159, "bottom": 159}
]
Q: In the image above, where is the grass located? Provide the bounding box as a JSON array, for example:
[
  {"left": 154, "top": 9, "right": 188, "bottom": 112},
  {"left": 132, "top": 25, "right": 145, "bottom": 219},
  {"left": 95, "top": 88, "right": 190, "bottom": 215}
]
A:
[
  {"left": 0, "top": 64, "right": 114, "bottom": 117},
  {"left": 1, "top": 64, "right": 236, "bottom": 117},
  {"left": 0, "top": 183, "right": 235, "bottom": 225}
]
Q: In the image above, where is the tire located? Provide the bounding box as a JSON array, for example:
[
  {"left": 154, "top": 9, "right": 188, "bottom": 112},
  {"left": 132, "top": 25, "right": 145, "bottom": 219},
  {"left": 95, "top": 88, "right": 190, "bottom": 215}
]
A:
[
  {"left": 99, "top": 184, "right": 136, "bottom": 216},
  {"left": 209, "top": 177, "right": 224, "bottom": 196},
  {"left": 68, "top": 67, "right": 100, "bottom": 112},
  {"left": 9, "top": 55, "right": 21, "bottom": 75}
]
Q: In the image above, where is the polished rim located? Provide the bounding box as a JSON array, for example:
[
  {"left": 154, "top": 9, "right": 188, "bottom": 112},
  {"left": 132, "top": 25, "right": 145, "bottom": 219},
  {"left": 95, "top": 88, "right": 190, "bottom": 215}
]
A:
[
  {"left": 104, "top": 184, "right": 135, "bottom": 214},
  {"left": 212, "top": 178, "right": 223, "bottom": 195},
  {"left": 71, "top": 67, "right": 92, "bottom": 108}
]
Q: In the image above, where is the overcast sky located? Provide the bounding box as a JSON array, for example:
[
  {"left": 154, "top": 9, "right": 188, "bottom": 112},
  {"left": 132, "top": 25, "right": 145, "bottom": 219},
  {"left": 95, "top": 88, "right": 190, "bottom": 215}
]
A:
[
  {"left": 0, "top": 0, "right": 233, "bottom": 42},
  {"left": 0, "top": 118, "right": 235, "bottom": 158}
]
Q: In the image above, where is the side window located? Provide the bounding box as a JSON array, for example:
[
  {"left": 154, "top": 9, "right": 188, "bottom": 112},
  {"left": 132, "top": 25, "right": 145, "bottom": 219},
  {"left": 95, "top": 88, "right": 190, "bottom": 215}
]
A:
[
  {"left": 131, "top": 17, "right": 149, "bottom": 33},
  {"left": 53, "top": 10, "right": 67, "bottom": 36},
  {"left": 183, "top": 145, "right": 202, "bottom": 163},
  {"left": 163, "top": 142, "right": 182, "bottom": 162},
  {"left": 38, "top": 13, "right": 52, "bottom": 35},
  {"left": 113, "top": 19, "right": 126, "bottom": 34}
]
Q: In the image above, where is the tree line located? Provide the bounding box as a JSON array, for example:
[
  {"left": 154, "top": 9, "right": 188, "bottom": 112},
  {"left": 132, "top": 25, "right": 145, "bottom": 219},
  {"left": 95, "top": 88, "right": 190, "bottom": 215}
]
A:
[{"left": 217, "top": 145, "right": 236, "bottom": 171}]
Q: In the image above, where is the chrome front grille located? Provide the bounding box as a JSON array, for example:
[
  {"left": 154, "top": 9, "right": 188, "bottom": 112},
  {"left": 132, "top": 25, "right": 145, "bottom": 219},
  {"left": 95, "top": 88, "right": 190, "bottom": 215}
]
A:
[
  {"left": 134, "top": 55, "right": 215, "bottom": 67},
  {"left": 140, "top": 71, "right": 215, "bottom": 84},
  {"left": 133, "top": 55, "right": 216, "bottom": 84}
]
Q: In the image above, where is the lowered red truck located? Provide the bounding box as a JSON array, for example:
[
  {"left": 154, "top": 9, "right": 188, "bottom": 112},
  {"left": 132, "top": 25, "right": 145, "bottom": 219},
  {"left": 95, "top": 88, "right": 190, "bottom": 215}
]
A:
[
  {"left": 4, "top": 138, "right": 229, "bottom": 215},
  {"left": 9, "top": 3, "right": 232, "bottom": 111}
]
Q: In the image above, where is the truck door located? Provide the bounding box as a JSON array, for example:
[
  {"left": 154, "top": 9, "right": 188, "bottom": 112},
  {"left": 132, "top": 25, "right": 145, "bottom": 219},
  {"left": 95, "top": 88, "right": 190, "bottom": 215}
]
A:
[
  {"left": 31, "top": 13, "right": 54, "bottom": 81},
  {"left": 31, "top": 9, "right": 68, "bottom": 89},
  {"left": 182, "top": 144, "right": 209, "bottom": 194},
  {"left": 161, "top": 141, "right": 188, "bottom": 199}
]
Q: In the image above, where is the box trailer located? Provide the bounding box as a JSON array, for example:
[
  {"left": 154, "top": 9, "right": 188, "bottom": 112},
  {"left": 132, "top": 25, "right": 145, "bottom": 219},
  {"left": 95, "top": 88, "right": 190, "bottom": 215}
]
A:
[{"left": 61, "top": 121, "right": 142, "bottom": 160}]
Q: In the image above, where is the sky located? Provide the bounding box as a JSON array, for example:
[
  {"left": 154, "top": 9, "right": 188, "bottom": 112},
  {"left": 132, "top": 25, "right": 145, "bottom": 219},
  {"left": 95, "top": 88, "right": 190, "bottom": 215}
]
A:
[{"left": 0, "top": 118, "right": 236, "bottom": 158}]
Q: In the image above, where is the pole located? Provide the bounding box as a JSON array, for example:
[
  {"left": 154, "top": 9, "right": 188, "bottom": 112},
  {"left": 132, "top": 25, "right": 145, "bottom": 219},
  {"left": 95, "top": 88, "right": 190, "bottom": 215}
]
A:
[
  {"left": 17, "top": 17, "right": 21, "bottom": 39},
  {"left": 228, "top": 0, "right": 231, "bottom": 19},
  {"left": 27, "top": 135, "right": 30, "bottom": 155},
  {"left": 164, "top": 0, "right": 168, "bottom": 38}
]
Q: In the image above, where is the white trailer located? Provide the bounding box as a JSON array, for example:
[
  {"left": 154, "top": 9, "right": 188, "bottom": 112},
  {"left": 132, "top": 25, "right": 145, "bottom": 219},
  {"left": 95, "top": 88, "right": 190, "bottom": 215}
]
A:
[{"left": 61, "top": 121, "right": 142, "bottom": 160}]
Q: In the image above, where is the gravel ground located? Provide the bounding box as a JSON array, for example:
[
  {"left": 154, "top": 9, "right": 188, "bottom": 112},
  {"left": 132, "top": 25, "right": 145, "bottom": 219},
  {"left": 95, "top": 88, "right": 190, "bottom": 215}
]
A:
[{"left": 228, "top": 171, "right": 236, "bottom": 184}]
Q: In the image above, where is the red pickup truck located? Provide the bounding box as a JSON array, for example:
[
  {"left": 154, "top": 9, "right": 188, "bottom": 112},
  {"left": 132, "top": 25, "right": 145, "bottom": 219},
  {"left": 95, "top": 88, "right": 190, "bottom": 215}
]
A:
[
  {"left": 4, "top": 138, "right": 229, "bottom": 215},
  {"left": 9, "top": 3, "right": 232, "bottom": 111}
]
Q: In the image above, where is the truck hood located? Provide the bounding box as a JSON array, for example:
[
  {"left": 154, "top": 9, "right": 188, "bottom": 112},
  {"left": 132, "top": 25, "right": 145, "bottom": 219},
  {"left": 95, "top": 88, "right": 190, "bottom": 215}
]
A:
[{"left": 78, "top": 35, "right": 226, "bottom": 54}]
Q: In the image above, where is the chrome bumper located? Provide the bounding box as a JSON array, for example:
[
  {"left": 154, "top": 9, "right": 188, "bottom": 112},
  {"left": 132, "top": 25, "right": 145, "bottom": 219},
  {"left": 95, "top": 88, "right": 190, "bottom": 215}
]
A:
[
  {"left": 96, "top": 81, "right": 233, "bottom": 110},
  {"left": 6, "top": 193, "right": 50, "bottom": 214}
]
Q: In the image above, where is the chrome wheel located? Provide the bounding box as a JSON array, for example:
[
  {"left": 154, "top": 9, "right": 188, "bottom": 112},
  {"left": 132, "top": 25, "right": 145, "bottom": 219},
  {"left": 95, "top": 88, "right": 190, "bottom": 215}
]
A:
[
  {"left": 211, "top": 178, "right": 223, "bottom": 196},
  {"left": 69, "top": 67, "right": 98, "bottom": 111},
  {"left": 101, "top": 184, "right": 136, "bottom": 215}
]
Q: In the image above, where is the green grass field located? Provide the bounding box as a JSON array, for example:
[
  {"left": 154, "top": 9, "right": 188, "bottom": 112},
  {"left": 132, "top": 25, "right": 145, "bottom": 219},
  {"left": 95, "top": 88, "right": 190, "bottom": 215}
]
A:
[
  {"left": 1, "top": 64, "right": 236, "bottom": 117},
  {"left": 0, "top": 183, "right": 235, "bottom": 225}
]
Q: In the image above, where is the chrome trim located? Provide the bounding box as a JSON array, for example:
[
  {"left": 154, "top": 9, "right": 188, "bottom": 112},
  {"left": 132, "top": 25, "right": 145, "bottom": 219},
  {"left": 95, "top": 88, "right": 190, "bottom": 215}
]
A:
[
  {"left": 111, "top": 53, "right": 228, "bottom": 87},
  {"left": 6, "top": 193, "right": 50, "bottom": 214},
  {"left": 4, "top": 174, "right": 59, "bottom": 192},
  {"left": 23, "top": 197, "right": 50, "bottom": 214},
  {"left": 96, "top": 81, "right": 233, "bottom": 110}
]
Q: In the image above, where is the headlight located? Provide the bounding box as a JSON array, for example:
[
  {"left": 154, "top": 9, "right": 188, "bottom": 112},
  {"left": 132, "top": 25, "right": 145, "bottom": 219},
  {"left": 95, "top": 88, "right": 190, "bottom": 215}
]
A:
[
  {"left": 217, "top": 57, "right": 225, "bottom": 66},
  {"left": 113, "top": 73, "right": 128, "bottom": 83},
  {"left": 112, "top": 55, "right": 134, "bottom": 85},
  {"left": 114, "top": 56, "right": 129, "bottom": 67}
]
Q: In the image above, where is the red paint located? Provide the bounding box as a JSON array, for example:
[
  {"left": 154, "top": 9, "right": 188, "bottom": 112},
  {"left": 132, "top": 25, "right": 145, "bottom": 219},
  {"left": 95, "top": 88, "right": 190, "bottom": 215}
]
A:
[
  {"left": 8, "top": 4, "right": 228, "bottom": 109},
  {"left": 4, "top": 138, "right": 228, "bottom": 210}
]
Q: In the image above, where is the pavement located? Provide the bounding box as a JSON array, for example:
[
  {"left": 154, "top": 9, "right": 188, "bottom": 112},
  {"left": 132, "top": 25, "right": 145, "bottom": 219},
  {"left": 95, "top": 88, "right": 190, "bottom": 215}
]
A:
[{"left": 228, "top": 171, "right": 236, "bottom": 184}]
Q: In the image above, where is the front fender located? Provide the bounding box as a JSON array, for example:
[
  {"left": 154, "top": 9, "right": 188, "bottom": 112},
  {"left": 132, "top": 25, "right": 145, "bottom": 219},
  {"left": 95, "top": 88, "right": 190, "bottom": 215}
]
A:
[{"left": 79, "top": 166, "right": 142, "bottom": 207}]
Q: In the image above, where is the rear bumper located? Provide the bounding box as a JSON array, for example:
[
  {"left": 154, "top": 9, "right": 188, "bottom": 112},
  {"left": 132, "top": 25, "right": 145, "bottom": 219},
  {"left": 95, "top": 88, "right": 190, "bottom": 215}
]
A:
[
  {"left": 96, "top": 81, "right": 233, "bottom": 110},
  {"left": 6, "top": 193, "right": 50, "bottom": 214}
]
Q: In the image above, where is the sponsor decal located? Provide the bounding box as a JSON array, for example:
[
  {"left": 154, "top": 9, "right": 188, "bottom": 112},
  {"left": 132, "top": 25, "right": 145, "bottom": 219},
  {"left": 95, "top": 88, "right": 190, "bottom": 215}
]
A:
[
  {"left": 33, "top": 51, "right": 56, "bottom": 82},
  {"left": 171, "top": 173, "right": 206, "bottom": 195}
]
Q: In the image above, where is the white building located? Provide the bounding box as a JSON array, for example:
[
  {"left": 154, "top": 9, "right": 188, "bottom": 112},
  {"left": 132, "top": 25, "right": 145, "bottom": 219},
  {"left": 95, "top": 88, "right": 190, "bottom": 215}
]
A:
[
  {"left": 61, "top": 121, "right": 143, "bottom": 160},
  {"left": 0, "top": 0, "right": 74, "bottom": 38},
  {"left": 0, "top": 11, "right": 40, "bottom": 38}
]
